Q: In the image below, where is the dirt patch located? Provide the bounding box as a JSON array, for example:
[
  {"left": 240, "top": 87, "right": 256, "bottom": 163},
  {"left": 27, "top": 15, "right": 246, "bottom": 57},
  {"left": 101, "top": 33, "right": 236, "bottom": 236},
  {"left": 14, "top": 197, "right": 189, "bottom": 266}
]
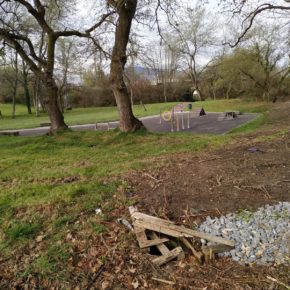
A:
[
  {"left": 126, "top": 129, "right": 290, "bottom": 221},
  {"left": 121, "top": 105, "right": 290, "bottom": 289}
]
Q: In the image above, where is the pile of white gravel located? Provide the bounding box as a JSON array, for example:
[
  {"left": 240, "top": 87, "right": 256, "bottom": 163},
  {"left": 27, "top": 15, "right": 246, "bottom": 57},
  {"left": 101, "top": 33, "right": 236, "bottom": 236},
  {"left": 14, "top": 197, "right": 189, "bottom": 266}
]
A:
[{"left": 199, "top": 202, "right": 290, "bottom": 265}]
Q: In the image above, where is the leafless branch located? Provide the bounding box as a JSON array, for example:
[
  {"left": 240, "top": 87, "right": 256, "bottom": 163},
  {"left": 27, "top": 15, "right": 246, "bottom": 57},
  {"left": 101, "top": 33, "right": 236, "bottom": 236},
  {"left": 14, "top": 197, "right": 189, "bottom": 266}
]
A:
[{"left": 227, "top": 3, "right": 290, "bottom": 47}]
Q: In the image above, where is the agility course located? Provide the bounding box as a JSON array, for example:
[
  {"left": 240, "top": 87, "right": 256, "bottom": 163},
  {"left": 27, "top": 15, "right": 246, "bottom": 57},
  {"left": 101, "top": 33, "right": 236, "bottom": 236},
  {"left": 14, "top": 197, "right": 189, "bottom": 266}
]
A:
[
  {"left": 71, "top": 104, "right": 259, "bottom": 135},
  {"left": 159, "top": 103, "right": 206, "bottom": 132},
  {"left": 2, "top": 103, "right": 259, "bottom": 136}
]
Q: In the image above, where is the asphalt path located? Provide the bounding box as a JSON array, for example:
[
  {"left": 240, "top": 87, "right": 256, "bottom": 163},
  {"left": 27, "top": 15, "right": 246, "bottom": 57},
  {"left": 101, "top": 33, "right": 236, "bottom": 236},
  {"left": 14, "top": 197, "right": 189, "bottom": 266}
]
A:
[{"left": 0, "top": 112, "right": 259, "bottom": 137}]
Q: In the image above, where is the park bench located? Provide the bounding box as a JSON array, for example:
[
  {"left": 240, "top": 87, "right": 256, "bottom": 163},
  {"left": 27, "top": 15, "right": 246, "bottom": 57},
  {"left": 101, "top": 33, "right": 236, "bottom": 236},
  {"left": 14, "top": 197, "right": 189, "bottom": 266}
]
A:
[
  {"left": 223, "top": 111, "right": 239, "bottom": 119},
  {"left": 0, "top": 131, "right": 19, "bottom": 136},
  {"left": 40, "top": 123, "right": 51, "bottom": 127}
]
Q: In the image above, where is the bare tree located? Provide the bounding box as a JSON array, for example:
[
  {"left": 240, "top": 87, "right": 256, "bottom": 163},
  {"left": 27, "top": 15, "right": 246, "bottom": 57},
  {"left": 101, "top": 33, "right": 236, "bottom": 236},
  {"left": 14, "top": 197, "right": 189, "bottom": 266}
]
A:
[
  {"left": 167, "top": 5, "right": 219, "bottom": 100},
  {"left": 141, "top": 42, "right": 179, "bottom": 102},
  {"left": 108, "top": 0, "right": 143, "bottom": 132},
  {"left": 0, "top": 0, "right": 114, "bottom": 133},
  {"left": 20, "top": 58, "right": 32, "bottom": 114},
  {"left": 107, "top": 0, "right": 179, "bottom": 132},
  {"left": 240, "top": 24, "right": 290, "bottom": 101},
  {"left": 55, "top": 38, "right": 80, "bottom": 111}
]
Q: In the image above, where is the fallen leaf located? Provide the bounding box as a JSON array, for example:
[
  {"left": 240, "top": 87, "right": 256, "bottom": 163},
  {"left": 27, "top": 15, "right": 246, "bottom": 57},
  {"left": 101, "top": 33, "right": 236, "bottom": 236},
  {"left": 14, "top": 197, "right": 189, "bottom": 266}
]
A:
[
  {"left": 36, "top": 235, "right": 44, "bottom": 243},
  {"left": 132, "top": 280, "right": 139, "bottom": 289}
]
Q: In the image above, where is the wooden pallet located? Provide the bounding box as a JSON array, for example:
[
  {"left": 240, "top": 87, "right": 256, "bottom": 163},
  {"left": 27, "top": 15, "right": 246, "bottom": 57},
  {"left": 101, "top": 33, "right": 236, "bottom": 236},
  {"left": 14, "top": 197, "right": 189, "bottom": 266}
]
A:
[{"left": 129, "top": 207, "right": 234, "bottom": 266}]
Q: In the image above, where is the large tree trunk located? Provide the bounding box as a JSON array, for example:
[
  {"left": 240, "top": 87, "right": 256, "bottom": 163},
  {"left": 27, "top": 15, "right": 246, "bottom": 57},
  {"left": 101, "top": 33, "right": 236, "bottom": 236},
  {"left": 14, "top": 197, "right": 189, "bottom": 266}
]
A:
[
  {"left": 110, "top": 0, "right": 143, "bottom": 133},
  {"left": 42, "top": 76, "right": 68, "bottom": 133}
]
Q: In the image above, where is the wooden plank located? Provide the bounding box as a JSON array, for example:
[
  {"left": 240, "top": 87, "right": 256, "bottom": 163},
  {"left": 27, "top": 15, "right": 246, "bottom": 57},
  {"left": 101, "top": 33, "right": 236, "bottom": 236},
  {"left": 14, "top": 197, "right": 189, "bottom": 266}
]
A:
[
  {"left": 132, "top": 218, "right": 235, "bottom": 247},
  {"left": 134, "top": 226, "right": 149, "bottom": 248},
  {"left": 150, "top": 232, "right": 170, "bottom": 255},
  {"left": 152, "top": 247, "right": 183, "bottom": 266},
  {"left": 201, "top": 244, "right": 233, "bottom": 254},
  {"left": 180, "top": 238, "right": 203, "bottom": 264},
  {"left": 134, "top": 227, "right": 169, "bottom": 249},
  {"left": 202, "top": 247, "right": 214, "bottom": 264},
  {"left": 132, "top": 211, "right": 174, "bottom": 226},
  {"left": 140, "top": 239, "right": 169, "bottom": 248}
]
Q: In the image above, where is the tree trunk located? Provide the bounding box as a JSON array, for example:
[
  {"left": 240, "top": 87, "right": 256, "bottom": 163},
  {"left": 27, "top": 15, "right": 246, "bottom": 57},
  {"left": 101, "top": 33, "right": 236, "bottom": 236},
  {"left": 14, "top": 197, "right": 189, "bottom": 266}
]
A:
[
  {"left": 22, "top": 60, "right": 32, "bottom": 114},
  {"left": 34, "top": 78, "right": 40, "bottom": 117},
  {"left": 110, "top": 0, "right": 143, "bottom": 133},
  {"left": 42, "top": 76, "right": 68, "bottom": 133},
  {"left": 12, "top": 51, "right": 18, "bottom": 119}
]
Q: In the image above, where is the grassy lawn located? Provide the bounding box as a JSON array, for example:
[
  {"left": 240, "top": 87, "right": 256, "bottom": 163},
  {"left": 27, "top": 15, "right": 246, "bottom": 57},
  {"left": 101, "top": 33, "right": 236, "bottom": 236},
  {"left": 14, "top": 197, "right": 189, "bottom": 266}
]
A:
[
  {"left": 0, "top": 99, "right": 269, "bottom": 130},
  {"left": 0, "top": 99, "right": 271, "bottom": 286},
  {"left": 0, "top": 131, "right": 225, "bottom": 208},
  {"left": 0, "top": 130, "right": 226, "bottom": 281}
]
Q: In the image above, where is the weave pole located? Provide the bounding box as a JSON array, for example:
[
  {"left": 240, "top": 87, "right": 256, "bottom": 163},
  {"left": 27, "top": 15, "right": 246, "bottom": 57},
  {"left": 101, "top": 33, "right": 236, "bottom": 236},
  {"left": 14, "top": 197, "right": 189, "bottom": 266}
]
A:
[
  {"left": 171, "top": 109, "right": 174, "bottom": 132},
  {"left": 181, "top": 110, "right": 185, "bottom": 130},
  {"left": 187, "top": 111, "right": 190, "bottom": 129}
]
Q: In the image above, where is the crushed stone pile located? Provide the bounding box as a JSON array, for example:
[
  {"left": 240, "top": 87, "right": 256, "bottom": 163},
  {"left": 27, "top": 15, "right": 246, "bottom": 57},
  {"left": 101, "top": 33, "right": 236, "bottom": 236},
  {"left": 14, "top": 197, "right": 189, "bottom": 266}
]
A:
[{"left": 199, "top": 202, "right": 290, "bottom": 265}]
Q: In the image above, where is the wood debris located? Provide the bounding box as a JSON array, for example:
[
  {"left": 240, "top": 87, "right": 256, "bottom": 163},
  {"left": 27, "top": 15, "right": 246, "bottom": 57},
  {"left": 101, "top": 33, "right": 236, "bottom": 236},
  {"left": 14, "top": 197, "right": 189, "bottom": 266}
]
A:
[{"left": 129, "top": 206, "right": 234, "bottom": 266}]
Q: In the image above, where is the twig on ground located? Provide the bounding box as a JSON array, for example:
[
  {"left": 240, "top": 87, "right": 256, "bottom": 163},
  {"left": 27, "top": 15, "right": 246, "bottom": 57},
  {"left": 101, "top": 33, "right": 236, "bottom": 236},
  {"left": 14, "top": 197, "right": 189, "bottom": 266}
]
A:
[
  {"left": 267, "top": 276, "right": 290, "bottom": 290},
  {"left": 216, "top": 175, "right": 222, "bottom": 186},
  {"left": 152, "top": 277, "right": 176, "bottom": 285},
  {"left": 240, "top": 185, "right": 272, "bottom": 199},
  {"left": 198, "top": 156, "right": 223, "bottom": 163},
  {"left": 100, "top": 234, "right": 110, "bottom": 251},
  {"left": 143, "top": 172, "right": 163, "bottom": 183},
  {"left": 85, "top": 264, "right": 105, "bottom": 290}
]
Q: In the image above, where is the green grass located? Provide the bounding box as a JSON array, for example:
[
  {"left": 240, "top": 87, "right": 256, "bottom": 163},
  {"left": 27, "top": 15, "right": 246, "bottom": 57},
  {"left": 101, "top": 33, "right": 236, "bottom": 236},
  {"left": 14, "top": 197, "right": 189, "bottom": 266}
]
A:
[
  {"left": 229, "top": 114, "right": 266, "bottom": 134},
  {"left": 22, "top": 243, "right": 72, "bottom": 279},
  {"left": 0, "top": 130, "right": 227, "bottom": 283},
  {"left": 0, "top": 99, "right": 268, "bottom": 130},
  {"left": 6, "top": 221, "right": 41, "bottom": 241},
  {"left": 0, "top": 99, "right": 271, "bottom": 286},
  {"left": 0, "top": 131, "right": 225, "bottom": 209},
  {"left": 195, "top": 99, "right": 268, "bottom": 113}
]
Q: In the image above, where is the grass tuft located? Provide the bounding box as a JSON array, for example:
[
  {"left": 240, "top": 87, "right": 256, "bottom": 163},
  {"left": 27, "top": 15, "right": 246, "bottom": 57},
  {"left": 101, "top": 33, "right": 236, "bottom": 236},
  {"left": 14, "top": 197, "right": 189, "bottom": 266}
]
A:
[{"left": 6, "top": 222, "right": 41, "bottom": 241}]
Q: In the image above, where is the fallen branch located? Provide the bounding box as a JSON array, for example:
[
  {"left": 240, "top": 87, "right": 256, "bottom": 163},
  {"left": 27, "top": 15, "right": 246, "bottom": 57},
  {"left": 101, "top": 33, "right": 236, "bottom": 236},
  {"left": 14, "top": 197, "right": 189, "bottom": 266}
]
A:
[
  {"left": 152, "top": 277, "right": 175, "bottom": 285},
  {"left": 267, "top": 276, "right": 290, "bottom": 290}
]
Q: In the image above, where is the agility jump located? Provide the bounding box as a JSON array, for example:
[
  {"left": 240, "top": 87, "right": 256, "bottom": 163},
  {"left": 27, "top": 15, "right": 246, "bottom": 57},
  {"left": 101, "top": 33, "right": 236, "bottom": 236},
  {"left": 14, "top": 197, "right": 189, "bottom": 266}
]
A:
[{"left": 159, "top": 104, "right": 206, "bottom": 132}]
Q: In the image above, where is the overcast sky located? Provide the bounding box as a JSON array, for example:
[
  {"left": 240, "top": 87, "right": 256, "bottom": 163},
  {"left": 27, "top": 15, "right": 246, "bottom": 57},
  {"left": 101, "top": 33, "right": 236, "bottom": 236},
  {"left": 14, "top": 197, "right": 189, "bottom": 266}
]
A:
[{"left": 71, "top": 0, "right": 290, "bottom": 76}]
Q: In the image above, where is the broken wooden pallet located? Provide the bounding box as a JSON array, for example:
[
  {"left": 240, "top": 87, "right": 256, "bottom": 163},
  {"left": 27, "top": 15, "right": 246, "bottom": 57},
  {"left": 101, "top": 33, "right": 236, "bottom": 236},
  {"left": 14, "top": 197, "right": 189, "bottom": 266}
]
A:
[
  {"left": 129, "top": 207, "right": 235, "bottom": 247},
  {"left": 129, "top": 206, "right": 234, "bottom": 266}
]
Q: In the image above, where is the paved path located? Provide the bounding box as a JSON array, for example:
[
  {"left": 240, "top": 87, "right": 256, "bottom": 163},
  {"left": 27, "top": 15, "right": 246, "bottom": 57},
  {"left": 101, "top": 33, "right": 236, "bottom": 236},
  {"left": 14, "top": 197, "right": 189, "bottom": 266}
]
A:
[{"left": 0, "top": 112, "right": 259, "bottom": 137}]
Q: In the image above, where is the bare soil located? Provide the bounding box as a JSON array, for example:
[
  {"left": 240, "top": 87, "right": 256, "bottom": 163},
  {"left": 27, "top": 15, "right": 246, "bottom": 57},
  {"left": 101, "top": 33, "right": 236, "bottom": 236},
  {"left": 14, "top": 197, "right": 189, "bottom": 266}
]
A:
[
  {"left": 121, "top": 104, "right": 290, "bottom": 289},
  {"left": 126, "top": 130, "right": 290, "bottom": 221}
]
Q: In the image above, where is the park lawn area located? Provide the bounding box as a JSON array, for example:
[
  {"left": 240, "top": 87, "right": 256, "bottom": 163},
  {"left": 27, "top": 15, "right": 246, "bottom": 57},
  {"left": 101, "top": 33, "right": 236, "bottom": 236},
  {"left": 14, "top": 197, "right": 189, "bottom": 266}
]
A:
[
  {"left": 0, "top": 99, "right": 273, "bottom": 287},
  {"left": 0, "top": 99, "right": 269, "bottom": 130},
  {"left": 0, "top": 131, "right": 226, "bottom": 208},
  {"left": 0, "top": 130, "right": 228, "bottom": 284}
]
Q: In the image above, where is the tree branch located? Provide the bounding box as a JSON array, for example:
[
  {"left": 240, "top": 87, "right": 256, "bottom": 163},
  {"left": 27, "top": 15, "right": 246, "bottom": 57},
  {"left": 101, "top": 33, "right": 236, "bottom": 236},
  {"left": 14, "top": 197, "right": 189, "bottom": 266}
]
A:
[
  {"left": 227, "top": 3, "right": 290, "bottom": 47},
  {"left": 15, "top": 0, "right": 53, "bottom": 34},
  {"left": 0, "top": 27, "right": 47, "bottom": 66},
  {"left": 0, "top": 30, "right": 40, "bottom": 75}
]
